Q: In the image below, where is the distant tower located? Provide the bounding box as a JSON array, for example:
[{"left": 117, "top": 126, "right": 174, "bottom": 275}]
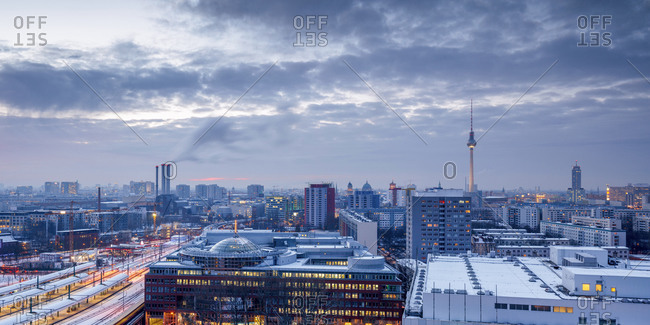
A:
[
  {"left": 466, "top": 100, "right": 477, "bottom": 192},
  {"left": 568, "top": 161, "right": 585, "bottom": 204}
]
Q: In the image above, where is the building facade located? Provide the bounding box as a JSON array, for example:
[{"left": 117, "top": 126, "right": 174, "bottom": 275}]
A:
[
  {"left": 145, "top": 231, "right": 403, "bottom": 325},
  {"left": 406, "top": 189, "right": 471, "bottom": 262},
  {"left": 339, "top": 210, "right": 378, "bottom": 254},
  {"left": 540, "top": 221, "right": 626, "bottom": 247},
  {"left": 304, "top": 183, "right": 336, "bottom": 229}
]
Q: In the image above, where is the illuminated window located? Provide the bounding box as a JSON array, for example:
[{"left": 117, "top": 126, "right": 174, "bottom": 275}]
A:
[
  {"left": 595, "top": 284, "right": 602, "bottom": 292},
  {"left": 553, "top": 306, "right": 573, "bottom": 313},
  {"left": 582, "top": 283, "right": 590, "bottom": 291},
  {"left": 611, "top": 287, "right": 616, "bottom": 292}
]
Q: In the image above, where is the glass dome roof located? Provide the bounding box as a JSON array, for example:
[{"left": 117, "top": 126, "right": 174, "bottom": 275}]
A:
[{"left": 209, "top": 236, "right": 261, "bottom": 254}]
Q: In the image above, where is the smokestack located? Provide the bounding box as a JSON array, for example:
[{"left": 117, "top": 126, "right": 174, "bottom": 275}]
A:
[
  {"left": 160, "top": 163, "right": 167, "bottom": 195},
  {"left": 97, "top": 187, "right": 101, "bottom": 213},
  {"left": 165, "top": 164, "right": 172, "bottom": 195},
  {"left": 155, "top": 165, "right": 159, "bottom": 197}
]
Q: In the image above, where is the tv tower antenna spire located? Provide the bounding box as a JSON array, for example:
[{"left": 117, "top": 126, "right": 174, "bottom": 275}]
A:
[
  {"left": 467, "top": 99, "right": 477, "bottom": 193},
  {"left": 470, "top": 99, "right": 473, "bottom": 132}
]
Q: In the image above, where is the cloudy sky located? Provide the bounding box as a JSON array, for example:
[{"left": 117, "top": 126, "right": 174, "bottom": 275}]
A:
[{"left": 0, "top": 0, "right": 648, "bottom": 191}]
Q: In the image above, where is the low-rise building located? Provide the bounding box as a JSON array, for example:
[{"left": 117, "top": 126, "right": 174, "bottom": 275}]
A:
[
  {"left": 540, "top": 221, "right": 626, "bottom": 247},
  {"left": 404, "top": 255, "right": 650, "bottom": 325}
]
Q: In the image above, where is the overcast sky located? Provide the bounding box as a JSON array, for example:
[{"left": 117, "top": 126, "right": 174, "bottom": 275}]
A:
[{"left": 0, "top": 0, "right": 648, "bottom": 191}]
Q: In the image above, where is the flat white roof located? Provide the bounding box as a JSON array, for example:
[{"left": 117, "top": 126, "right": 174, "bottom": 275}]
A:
[
  {"left": 424, "top": 256, "right": 560, "bottom": 300},
  {"left": 565, "top": 266, "right": 650, "bottom": 278},
  {"left": 414, "top": 189, "right": 466, "bottom": 197}
]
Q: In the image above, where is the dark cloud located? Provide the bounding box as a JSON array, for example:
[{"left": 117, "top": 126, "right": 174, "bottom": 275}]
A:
[{"left": 1, "top": 0, "right": 649, "bottom": 190}]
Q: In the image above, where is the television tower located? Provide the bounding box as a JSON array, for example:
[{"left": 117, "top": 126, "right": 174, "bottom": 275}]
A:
[{"left": 466, "top": 100, "right": 477, "bottom": 192}]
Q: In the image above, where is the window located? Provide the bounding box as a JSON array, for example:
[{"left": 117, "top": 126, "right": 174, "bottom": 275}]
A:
[
  {"left": 553, "top": 306, "right": 573, "bottom": 313},
  {"left": 611, "top": 287, "right": 616, "bottom": 292},
  {"left": 495, "top": 303, "right": 508, "bottom": 309},
  {"left": 509, "top": 304, "right": 529, "bottom": 310},
  {"left": 596, "top": 284, "right": 602, "bottom": 292},
  {"left": 582, "top": 283, "right": 590, "bottom": 291},
  {"left": 531, "top": 305, "right": 551, "bottom": 312}
]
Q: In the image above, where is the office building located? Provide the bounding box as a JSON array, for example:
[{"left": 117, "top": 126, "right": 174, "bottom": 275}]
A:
[
  {"left": 265, "top": 196, "right": 288, "bottom": 221},
  {"left": 44, "top": 182, "right": 60, "bottom": 195},
  {"left": 339, "top": 210, "right": 378, "bottom": 254},
  {"left": 567, "top": 162, "right": 585, "bottom": 204},
  {"left": 406, "top": 189, "right": 471, "bottom": 262},
  {"left": 130, "top": 181, "right": 154, "bottom": 195},
  {"left": 304, "top": 183, "right": 336, "bottom": 229},
  {"left": 15, "top": 186, "right": 33, "bottom": 195},
  {"left": 56, "top": 229, "right": 99, "bottom": 251},
  {"left": 247, "top": 184, "right": 264, "bottom": 199},
  {"left": 403, "top": 255, "right": 650, "bottom": 324},
  {"left": 60, "top": 181, "right": 79, "bottom": 195},
  {"left": 607, "top": 183, "right": 650, "bottom": 208},
  {"left": 145, "top": 230, "right": 403, "bottom": 324},
  {"left": 175, "top": 184, "right": 190, "bottom": 199}
]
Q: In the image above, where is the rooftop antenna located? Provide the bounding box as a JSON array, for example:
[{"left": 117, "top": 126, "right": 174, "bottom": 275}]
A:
[{"left": 470, "top": 99, "right": 473, "bottom": 132}]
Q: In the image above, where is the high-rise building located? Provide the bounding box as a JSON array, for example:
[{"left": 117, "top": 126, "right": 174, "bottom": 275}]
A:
[
  {"left": 247, "top": 184, "right": 264, "bottom": 199},
  {"left": 60, "top": 181, "right": 78, "bottom": 195},
  {"left": 305, "top": 183, "right": 336, "bottom": 229},
  {"left": 175, "top": 184, "right": 190, "bottom": 198},
  {"left": 407, "top": 189, "right": 471, "bottom": 262},
  {"left": 195, "top": 184, "right": 208, "bottom": 198},
  {"left": 207, "top": 184, "right": 226, "bottom": 201},
  {"left": 44, "top": 182, "right": 60, "bottom": 195},
  {"left": 265, "top": 196, "right": 288, "bottom": 221},
  {"left": 567, "top": 162, "right": 585, "bottom": 204}
]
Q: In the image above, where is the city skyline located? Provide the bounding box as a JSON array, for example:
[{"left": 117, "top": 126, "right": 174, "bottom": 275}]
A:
[{"left": 1, "top": 1, "right": 649, "bottom": 190}]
